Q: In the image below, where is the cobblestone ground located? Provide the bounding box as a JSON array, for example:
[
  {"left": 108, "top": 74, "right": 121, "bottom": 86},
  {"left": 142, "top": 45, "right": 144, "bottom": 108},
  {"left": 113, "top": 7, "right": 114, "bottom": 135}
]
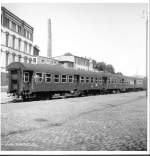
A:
[{"left": 1, "top": 91, "right": 147, "bottom": 151}]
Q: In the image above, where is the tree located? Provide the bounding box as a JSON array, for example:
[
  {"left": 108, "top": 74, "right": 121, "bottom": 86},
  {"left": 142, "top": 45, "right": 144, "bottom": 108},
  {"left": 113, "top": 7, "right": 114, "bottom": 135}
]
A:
[
  {"left": 95, "top": 62, "right": 106, "bottom": 71},
  {"left": 116, "top": 72, "right": 123, "bottom": 76},
  {"left": 105, "top": 64, "right": 115, "bottom": 74}
]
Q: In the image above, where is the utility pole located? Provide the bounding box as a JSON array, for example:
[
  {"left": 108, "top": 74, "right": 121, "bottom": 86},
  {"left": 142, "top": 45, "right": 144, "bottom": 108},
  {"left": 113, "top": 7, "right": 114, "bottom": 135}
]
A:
[
  {"left": 142, "top": 8, "right": 149, "bottom": 97},
  {"left": 146, "top": 13, "right": 148, "bottom": 97},
  {"left": 142, "top": 9, "right": 148, "bottom": 97}
]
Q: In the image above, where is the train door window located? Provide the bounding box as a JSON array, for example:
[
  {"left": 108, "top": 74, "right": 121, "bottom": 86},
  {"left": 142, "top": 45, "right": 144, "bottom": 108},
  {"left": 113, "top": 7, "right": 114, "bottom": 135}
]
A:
[
  {"left": 61, "top": 75, "right": 67, "bottom": 83},
  {"left": 54, "top": 74, "right": 60, "bottom": 83},
  {"left": 86, "top": 77, "right": 89, "bottom": 83},
  {"left": 24, "top": 72, "right": 29, "bottom": 82},
  {"left": 45, "top": 73, "right": 52, "bottom": 83},
  {"left": 68, "top": 75, "right": 73, "bottom": 83},
  {"left": 35, "top": 73, "right": 43, "bottom": 82},
  {"left": 91, "top": 77, "right": 94, "bottom": 83},
  {"left": 134, "top": 80, "right": 136, "bottom": 85},
  {"left": 80, "top": 76, "right": 85, "bottom": 83}
]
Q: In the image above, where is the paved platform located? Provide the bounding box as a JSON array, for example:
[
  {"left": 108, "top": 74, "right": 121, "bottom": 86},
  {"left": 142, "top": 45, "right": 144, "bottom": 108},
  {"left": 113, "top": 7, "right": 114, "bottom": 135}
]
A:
[{"left": 1, "top": 91, "right": 147, "bottom": 151}]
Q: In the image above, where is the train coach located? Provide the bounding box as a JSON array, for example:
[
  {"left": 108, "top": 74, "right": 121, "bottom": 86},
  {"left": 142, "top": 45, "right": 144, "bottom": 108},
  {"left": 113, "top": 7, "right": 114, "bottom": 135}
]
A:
[{"left": 7, "top": 62, "right": 146, "bottom": 101}]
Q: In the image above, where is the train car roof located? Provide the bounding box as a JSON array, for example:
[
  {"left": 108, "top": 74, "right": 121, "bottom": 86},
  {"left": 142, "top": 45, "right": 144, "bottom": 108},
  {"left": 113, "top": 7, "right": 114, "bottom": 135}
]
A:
[{"left": 7, "top": 62, "right": 125, "bottom": 78}]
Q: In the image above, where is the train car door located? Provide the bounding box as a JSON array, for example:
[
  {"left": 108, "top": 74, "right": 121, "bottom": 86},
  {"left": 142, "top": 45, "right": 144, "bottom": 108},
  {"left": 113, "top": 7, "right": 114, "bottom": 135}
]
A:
[
  {"left": 102, "top": 76, "right": 108, "bottom": 88},
  {"left": 74, "top": 75, "right": 80, "bottom": 88},
  {"left": 10, "top": 70, "right": 19, "bottom": 93},
  {"left": 23, "top": 71, "right": 33, "bottom": 91}
]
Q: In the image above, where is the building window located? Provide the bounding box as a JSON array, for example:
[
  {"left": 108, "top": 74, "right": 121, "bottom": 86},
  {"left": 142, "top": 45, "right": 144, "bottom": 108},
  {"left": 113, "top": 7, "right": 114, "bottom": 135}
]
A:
[
  {"left": 33, "top": 58, "right": 36, "bottom": 63},
  {"left": 91, "top": 77, "right": 94, "bottom": 83},
  {"left": 86, "top": 77, "right": 89, "bottom": 83},
  {"left": 29, "top": 44, "right": 32, "bottom": 54},
  {"left": 80, "top": 76, "right": 85, "bottom": 83},
  {"left": 24, "top": 57, "right": 28, "bottom": 63},
  {"left": 12, "top": 35, "right": 15, "bottom": 49},
  {"left": 18, "top": 39, "right": 21, "bottom": 51},
  {"left": 54, "top": 74, "right": 60, "bottom": 83},
  {"left": 6, "top": 52, "right": 9, "bottom": 66},
  {"left": 17, "top": 25, "right": 21, "bottom": 34},
  {"left": 12, "top": 54, "right": 15, "bottom": 62},
  {"left": 18, "top": 55, "right": 21, "bottom": 62},
  {"left": 30, "top": 33, "right": 33, "bottom": 41},
  {"left": 27, "top": 31, "right": 30, "bottom": 39},
  {"left": 24, "top": 42, "right": 27, "bottom": 52},
  {"left": 5, "top": 33, "right": 9, "bottom": 47},
  {"left": 45, "top": 73, "right": 52, "bottom": 83},
  {"left": 24, "top": 72, "right": 29, "bottom": 82},
  {"left": 29, "top": 58, "right": 32, "bottom": 63},
  {"left": 61, "top": 75, "right": 67, "bottom": 83},
  {"left": 24, "top": 29, "right": 27, "bottom": 37},
  {"left": 12, "top": 21, "right": 16, "bottom": 32},
  {"left": 3, "top": 17, "right": 9, "bottom": 28},
  {"left": 68, "top": 75, "right": 73, "bottom": 83}
]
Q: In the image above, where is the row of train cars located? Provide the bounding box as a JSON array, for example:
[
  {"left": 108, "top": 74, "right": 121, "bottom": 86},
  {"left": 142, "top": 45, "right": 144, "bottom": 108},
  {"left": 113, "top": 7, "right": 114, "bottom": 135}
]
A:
[{"left": 7, "top": 62, "right": 147, "bottom": 101}]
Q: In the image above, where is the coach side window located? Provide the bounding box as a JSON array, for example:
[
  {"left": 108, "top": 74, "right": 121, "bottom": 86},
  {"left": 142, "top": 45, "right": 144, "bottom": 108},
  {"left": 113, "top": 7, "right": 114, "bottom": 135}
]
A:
[
  {"left": 108, "top": 78, "right": 111, "bottom": 84},
  {"left": 95, "top": 77, "right": 98, "bottom": 83},
  {"left": 80, "top": 76, "right": 85, "bottom": 83},
  {"left": 54, "top": 74, "right": 60, "bottom": 83},
  {"left": 99, "top": 77, "right": 102, "bottom": 84},
  {"left": 24, "top": 72, "right": 29, "bottom": 82},
  {"left": 86, "top": 77, "right": 89, "bottom": 83},
  {"left": 35, "top": 73, "right": 43, "bottom": 82},
  {"left": 68, "top": 75, "right": 73, "bottom": 83},
  {"left": 45, "top": 73, "right": 52, "bottom": 83},
  {"left": 61, "top": 75, "right": 67, "bottom": 83},
  {"left": 91, "top": 77, "right": 94, "bottom": 83}
]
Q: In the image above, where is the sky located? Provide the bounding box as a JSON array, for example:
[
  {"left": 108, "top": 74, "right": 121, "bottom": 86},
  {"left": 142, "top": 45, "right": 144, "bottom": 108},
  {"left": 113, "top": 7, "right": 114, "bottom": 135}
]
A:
[{"left": 1, "top": 2, "right": 148, "bottom": 76}]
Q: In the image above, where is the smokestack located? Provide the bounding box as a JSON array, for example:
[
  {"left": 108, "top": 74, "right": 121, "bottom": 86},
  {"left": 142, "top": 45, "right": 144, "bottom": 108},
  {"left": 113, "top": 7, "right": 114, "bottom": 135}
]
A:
[{"left": 47, "top": 19, "right": 52, "bottom": 58}]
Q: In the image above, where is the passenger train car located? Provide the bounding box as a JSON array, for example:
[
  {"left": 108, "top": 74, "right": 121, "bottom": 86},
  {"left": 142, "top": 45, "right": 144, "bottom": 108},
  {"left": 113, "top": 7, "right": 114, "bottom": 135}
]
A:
[{"left": 7, "top": 62, "right": 146, "bottom": 101}]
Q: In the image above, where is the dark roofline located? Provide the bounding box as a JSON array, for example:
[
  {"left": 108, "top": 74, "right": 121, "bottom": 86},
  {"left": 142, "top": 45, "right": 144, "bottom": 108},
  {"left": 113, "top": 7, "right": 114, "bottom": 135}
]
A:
[
  {"left": 7, "top": 62, "right": 109, "bottom": 76},
  {"left": 1, "top": 6, "right": 33, "bottom": 31}
]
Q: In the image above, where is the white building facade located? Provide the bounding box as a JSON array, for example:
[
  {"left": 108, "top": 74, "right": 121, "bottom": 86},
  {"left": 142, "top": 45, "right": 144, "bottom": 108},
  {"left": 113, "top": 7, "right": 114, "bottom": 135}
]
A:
[
  {"left": 1, "top": 7, "right": 37, "bottom": 87},
  {"left": 54, "top": 54, "right": 96, "bottom": 71}
]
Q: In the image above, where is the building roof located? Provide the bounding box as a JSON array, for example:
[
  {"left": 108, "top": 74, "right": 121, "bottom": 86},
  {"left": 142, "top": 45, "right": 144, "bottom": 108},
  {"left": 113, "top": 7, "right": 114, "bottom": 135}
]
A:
[{"left": 1, "top": 7, "right": 33, "bottom": 31}]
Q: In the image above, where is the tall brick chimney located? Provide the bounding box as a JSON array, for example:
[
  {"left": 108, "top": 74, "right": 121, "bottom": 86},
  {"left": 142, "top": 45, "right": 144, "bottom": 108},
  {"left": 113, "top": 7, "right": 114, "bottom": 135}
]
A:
[{"left": 47, "top": 19, "right": 52, "bottom": 58}]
